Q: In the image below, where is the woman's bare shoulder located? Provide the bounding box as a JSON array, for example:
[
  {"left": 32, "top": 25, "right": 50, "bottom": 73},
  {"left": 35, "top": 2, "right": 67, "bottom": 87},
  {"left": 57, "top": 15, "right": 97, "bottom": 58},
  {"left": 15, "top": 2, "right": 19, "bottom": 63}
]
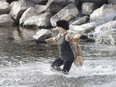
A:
[{"left": 66, "top": 31, "right": 80, "bottom": 41}]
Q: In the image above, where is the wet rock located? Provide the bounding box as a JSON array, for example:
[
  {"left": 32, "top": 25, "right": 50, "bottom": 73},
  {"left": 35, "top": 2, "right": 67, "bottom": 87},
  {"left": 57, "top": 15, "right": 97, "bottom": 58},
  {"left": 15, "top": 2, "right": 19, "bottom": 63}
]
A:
[
  {"left": 33, "top": 29, "right": 51, "bottom": 40},
  {"left": 70, "top": 16, "right": 89, "bottom": 25},
  {"left": 34, "top": 5, "right": 47, "bottom": 15},
  {"left": 90, "top": 4, "right": 116, "bottom": 25},
  {"left": 46, "top": 0, "right": 65, "bottom": 13},
  {"left": 0, "top": 14, "right": 14, "bottom": 26},
  {"left": 23, "top": 11, "right": 53, "bottom": 28},
  {"left": 93, "top": 20, "right": 116, "bottom": 45},
  {"left": 46, "top": 0, "right": 76, "bottom": 13},
  {"left": 80, "top": 0, "right": 108, "bottom": 6},
  {"left": 108, "top": 0, "right": 116, "bottom": 4},
  {"left": 0, "top": 1, "right": 10, "bottom": 15},
  {"left": 70, "top": 22, "right": 96, "bottom": 34},
  {"left": 50, "top": 3, "right": 79, "bottom": 26},
  {"left": 81, "top": 22, "right": 96, "bottom": 32},
  {"left": 18, "top": 0, "right": 35, "bottom": 7},
  {"left": 1, "top": 0, "right": 6, "bottom": 1},
  {"left": 20, "top": 5, "right": 47, "bottom": 26},
  {"left": 19, "top": 7, "right": 36, "bottom": 25},
  {"left": 10, "top": 0, "right": 35, "bottom": 24},
  {"left": 27, "top": 0, "right": 48, "bottom": 5},
  {"left": 82, "top": 2, "right": 97, "bottom": 15},
  {"left": 80, "top": 35, "right": 95, "bottom": 42}
]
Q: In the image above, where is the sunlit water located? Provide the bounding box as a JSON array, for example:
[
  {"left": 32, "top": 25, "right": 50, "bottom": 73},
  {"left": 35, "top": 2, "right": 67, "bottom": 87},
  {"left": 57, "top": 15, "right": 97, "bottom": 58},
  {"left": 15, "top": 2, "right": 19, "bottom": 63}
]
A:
[{"left": 0, "top": 26, "right": 116, "bottom": 87}]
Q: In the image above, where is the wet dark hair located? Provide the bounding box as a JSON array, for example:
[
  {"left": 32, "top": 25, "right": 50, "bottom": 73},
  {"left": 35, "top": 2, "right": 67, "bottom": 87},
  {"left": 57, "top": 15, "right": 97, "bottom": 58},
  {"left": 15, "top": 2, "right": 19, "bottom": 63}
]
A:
[{"left": 56, "top": 20, "right": 69, "bottom": 30}]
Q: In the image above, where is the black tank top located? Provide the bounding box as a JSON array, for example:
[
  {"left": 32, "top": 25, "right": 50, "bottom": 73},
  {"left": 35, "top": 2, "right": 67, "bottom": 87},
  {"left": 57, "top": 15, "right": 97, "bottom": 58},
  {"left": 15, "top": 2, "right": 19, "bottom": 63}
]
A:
[{"left": 58, "top": 33, "right": 74, "bottom": 61}]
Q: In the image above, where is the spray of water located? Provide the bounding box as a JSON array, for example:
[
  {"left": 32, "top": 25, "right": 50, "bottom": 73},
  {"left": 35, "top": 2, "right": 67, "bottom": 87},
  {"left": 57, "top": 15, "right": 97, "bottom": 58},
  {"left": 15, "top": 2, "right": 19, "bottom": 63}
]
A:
[
  {"left": 41, "top": 60, "right": 116, "bottom": 77},
  {"left": 0, "top": 60, "right": 116, "bottom": 87}
]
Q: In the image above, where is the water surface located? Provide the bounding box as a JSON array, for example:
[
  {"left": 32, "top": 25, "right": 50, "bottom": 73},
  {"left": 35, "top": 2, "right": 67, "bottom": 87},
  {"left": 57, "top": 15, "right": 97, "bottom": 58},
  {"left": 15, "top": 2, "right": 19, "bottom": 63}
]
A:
[{"left": 0, "top": 26, "right": 116, "bottom": 87}]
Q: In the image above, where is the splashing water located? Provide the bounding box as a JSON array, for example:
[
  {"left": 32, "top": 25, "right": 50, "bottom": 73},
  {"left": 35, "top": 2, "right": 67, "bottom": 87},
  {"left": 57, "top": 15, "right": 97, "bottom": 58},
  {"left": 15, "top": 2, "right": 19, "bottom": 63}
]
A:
[
  {"left": 0, "top": 27, "right": 116, "bottom": 87},
  {"left": 42, "top": 60, "right": 116, "bottom": 77},
  {"left": 0, "top": 60, "right": 116, "bottom": 78},
  {"left": 0, "top": 59, "right": 116, "bottom": 87}
]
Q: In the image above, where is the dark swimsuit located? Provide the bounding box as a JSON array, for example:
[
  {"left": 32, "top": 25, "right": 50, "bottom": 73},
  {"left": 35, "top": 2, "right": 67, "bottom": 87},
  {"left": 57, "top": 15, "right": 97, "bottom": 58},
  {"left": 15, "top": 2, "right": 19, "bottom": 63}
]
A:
[{"left": 51, "top": 33, "right": 74, "bottom": 72}]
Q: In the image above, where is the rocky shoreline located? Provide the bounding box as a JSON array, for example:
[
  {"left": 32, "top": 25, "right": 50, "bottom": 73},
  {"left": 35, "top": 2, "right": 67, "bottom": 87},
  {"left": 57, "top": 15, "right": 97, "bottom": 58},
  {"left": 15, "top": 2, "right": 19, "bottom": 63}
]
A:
[{"left": 0, "top": 0, "right": 116, "bottom": 45}]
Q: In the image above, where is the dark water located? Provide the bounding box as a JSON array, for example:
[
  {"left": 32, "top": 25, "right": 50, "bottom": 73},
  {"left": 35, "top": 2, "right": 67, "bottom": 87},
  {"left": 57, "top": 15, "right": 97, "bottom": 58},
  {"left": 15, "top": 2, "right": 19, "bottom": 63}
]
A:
[
  {"left": 0, "top": 26, "right": 57, "bottom": 65},
  {"left": 0, "top": 26, "right": 116, "bottom": 87}
]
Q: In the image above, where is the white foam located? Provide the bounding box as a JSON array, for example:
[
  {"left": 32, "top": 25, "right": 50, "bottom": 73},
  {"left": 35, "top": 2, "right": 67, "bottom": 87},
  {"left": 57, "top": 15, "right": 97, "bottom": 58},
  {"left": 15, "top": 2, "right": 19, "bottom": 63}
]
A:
[
  {"left": 0, "top": 60, "right": 116, "bottom": 80},
  {"left": 37, "top": 60, "right": 116, "bottom": 77},
  {"left": 68, "top": 60, "right": 116, "bottom": 77},
  {"left": 0, "top": 60, "right": 116, "bottom": 87},
  {"left": 83, "top": 80, "right": 116, "bottom": 87},
  {"left": 18, "top": 60, "right": 115, "bottom": 78}
]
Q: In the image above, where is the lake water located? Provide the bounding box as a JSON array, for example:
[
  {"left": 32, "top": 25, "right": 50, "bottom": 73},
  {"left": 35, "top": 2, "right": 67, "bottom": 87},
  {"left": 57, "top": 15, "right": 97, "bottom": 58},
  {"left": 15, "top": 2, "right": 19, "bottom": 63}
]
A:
[{"left": 0, "top": 26, "right": 116, "bottom": 87}]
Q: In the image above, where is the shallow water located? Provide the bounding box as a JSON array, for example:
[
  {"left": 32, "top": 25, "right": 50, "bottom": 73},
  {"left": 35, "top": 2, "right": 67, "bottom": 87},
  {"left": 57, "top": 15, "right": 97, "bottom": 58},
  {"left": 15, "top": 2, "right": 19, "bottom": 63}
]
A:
[
  {"left": 0, "top": 60, "right": 116, "bottom": 87},
  {"left": 0, "top": 26, "right": 116, "bottom": 87}
]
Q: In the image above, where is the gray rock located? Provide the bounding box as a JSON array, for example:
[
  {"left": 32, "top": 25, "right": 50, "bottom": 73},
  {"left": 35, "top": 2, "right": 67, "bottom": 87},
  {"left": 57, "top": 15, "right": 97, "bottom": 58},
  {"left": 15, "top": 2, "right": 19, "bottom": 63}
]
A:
[
  {"left": 24, "top": 11, "right": 53, "bottom": 28},
  {"left": 33, "top": 29, "right": 51, "bottom": 40},
  {"left": 1, "top": 0, "right": 6, "bottom": 1},
  {"left": 20, "top": 5, "right": 47, "bottom": 25},
  {"left": 10, "top": 0, "right": 35, "bottom": 23},
  {"left": 34, "top": 5, "right": 46, "bottom": 15},
  {"left": 108, "top": 0, "right": 116, "bottom": 4},
  {"left": 46, "top": 0, "right": 75, "bottom": 13},
  {"left": 82, "top": 2, "right": 97, "bottom": 15},
  {"left": 19, "top": 7, "right": 36, "bottom": 25},
  {"left": 90, "top": 4, "right": 116, "bottom": 25},
  {"left": 0, "top": 14, "right": 14, "bottom": 26},
  {"left": 94, "top": 20, "right": 116, "bottom": 45},
  {"left": 18, "top": 0, "right": 35, "bottom": 7},
  {"left": 0, "top": 1, "right": 10, "bottom": 15},
  {"left": 71, "top": 16, "right": 89, "bottom": 25},
  {"left": 27, "top": 0, "right": 48, "bottom": 4},
  {"left": 70, "top": 22, "right": 96, "bottom": 34},
  {"left": 80, "top": 0, "right": 108, "bottom": 6},
  {"left": 50, "top": 3, "right": 79, "bottom": 26}
]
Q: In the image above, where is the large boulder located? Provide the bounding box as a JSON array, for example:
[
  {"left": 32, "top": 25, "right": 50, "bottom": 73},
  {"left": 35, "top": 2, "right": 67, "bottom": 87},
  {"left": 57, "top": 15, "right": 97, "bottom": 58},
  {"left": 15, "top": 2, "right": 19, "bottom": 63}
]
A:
[
  {"left": 93, "top": 21, "right": 116, "bottom": 45},
  {"left": 70, "top": 15, "right": 89, "bottom": 25},
  {"left": 82, "top": 2, "right": 97, "bottom": 15},
  {"left": 90, "top": 4, "right": 116, "bottom": 25},
  {"left": 23, "top": 11, "right": 53, "bottom": 28},
  {"left": 0, "top": 14, "right": 14, "bottom": 26},
  {"left": 46, "top": 0, "right": 75, "bottom": 13},
  {"left": 10, "top": 0, "right": 35, "bottom": 23},
  {"left": 80, "top": 0, "right": 108, "bottom": 6},
  {"left": 70, "top": 22, "right": 96, "bottom": 34},
  {"left": 0, "top": 1, "right": 10, "bottom": 15},
  {"left": 19, "top": 7, "right": 36, "bottom": 25},
  {"left": 33, "top": 29, "right": 51, "bottom": 40},
  {"left": 18, "top": 0, "right": 35, "bottom": 7},
  {"left": 108, "top": 0, "right": 116, "bottom": 4},
  {"left": 1, "top": 0, "right": 6, "bottom": 1},
  {"left": 34, "top": 5, "right": 46, "bottom": 15},
  {"left": 50, "top": 3, "right": 79, "bottom": 26},
  {"left": 20, "top": 5, "right": 47, "bottom": 25},
  {"left": 27, "top": 0, "right": 48, "bottom": 5}
]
